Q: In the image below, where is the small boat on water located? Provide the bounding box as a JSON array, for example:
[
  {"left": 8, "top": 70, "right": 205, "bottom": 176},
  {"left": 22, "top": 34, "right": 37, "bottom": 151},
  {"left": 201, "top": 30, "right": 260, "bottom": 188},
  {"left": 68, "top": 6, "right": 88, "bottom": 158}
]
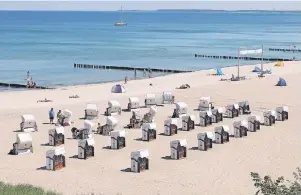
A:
[{"left": 115, "top": 6, "right": 127, "bottom": 26}]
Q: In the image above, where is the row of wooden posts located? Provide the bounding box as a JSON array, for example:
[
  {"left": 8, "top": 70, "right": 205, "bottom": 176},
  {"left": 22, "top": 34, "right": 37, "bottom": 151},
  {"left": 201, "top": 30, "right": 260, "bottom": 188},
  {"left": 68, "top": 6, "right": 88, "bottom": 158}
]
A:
[
  {"left": 194, "top": 54, "right": 295, "bottom": 61},
  {"left": 73, "top": 63, "right": 192, "bottom": 73}
]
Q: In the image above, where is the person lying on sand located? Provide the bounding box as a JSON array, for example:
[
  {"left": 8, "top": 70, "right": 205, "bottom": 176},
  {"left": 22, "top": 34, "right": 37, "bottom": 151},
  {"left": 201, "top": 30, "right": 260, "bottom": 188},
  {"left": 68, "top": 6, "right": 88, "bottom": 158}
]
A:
[
  {"left": 37, "top": 98, "right": 53, "bottom": 103},
  {"left": 69, "top": 95, "right": 79, "bottom": 98},
  {"left": 176, "top": 84, "right": 191, "bottom": 89}
]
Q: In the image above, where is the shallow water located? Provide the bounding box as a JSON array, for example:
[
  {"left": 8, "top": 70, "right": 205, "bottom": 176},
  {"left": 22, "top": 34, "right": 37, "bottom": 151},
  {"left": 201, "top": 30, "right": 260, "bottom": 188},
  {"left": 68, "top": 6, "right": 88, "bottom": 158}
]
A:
[{"left": 0, "top": 10, "right": 300, "bottom": 87}]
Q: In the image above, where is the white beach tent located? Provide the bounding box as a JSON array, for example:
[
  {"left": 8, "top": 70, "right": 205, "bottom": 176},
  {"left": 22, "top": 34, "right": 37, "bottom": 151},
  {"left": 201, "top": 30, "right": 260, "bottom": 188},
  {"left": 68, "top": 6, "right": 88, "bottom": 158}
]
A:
[{"left": 111, "top": 84, "right": 126, "bottom": 93}]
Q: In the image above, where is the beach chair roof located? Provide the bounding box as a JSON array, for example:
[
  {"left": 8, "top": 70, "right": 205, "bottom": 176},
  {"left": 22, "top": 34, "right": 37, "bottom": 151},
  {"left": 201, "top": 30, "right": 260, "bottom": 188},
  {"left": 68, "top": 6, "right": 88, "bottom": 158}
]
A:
[
  {"left": 109, "top": 100, "right": 120, "bottom": 107},
  {"left": 176, "top": 102, "right": 187, "bottom": 109},
  {"left": 200, "top": 110, "right": 212, "bottom": 116},
  {"left": 63, "top": 109, "right": 72, "bottom": 117},
  {"left": 276, "top": 106, "right": 288, "bottom": 112},
  {"left": 170, "top": 139, "right": 187, "bottom": 147},
  {"left": 164, "top": 118, "right": 178, "bottom": 125},
  {"left": 212, "top": 107, "right": 224, "bottom": 114},
  {"left": 21, "top": 114, "right": 35, "bottom": 122},
  {"left": 55, "top": 126, "right": 65, "bottom": 135},
  {"left": 215, "top": 125, "right": 230, "bottom": 133},
  {"left": 46, "top": 147, "right": 65, "bottom": 158},
  {"left": 106, "top": 116, "right": 118, "bottom": 126},
  {"left": 146, "top": 93, "right": 156, "bottom": 99},
  {"left": 149, "top": 105, "right": 157, "bottom": 115},
  {"left": 79, "top": 137, "right": 95, "bottom": 146},
  {"left": 264, "top": 110, "right": 277, "bottom": 117},
  {"left": 200, "top": 96, "right": 211, "bottom": 102},
  {"left": 111, "top": 84, "right": 126, "bottom": 93},
  {"left": 248, "top": 115, "right": 261, "bottom": 121},
  {"left": 182, "top": 114, "right": 196, "bottom": 121},
  {"left": 86, "top": 103, "right": 98, "bottom": 111},
  {"left": 197, "top": 132, "right": 212, "bottom": 139},
  {"left": 234, "top": 120, "right": 248, "bottom": 129},
  {"left": 111, "top": 130, "right": 126, "bottom": 138},
  {"left": 142, "top": 122, "right": 156, "bottom": 130},
  {"left": 84, "top": 120, "right": 94, "bottom": 129},
  {"left": 17, "top": 133, "right": 32, "bottom": 144},
  {"left": 163, "top": 91, "right": 172, "bottom": 95},
  {"left": 227, "top": 103, "right": 239, "bottom": 109},
  {"left": 129, "top": 97, "right": 139, "bottom": 103},
  {"left": 131, "top": 149, "right": 149, "bottom": 159},
  {"left": 206, "top": 131, "right": 215, "bottom": 141}
]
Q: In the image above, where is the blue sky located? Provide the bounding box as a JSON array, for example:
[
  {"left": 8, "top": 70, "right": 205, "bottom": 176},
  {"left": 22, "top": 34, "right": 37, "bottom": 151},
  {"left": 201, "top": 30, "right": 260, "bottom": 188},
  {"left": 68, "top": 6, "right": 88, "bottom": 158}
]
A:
[{"left": 0, "top": 1, "right": 301, "bottom": 11}]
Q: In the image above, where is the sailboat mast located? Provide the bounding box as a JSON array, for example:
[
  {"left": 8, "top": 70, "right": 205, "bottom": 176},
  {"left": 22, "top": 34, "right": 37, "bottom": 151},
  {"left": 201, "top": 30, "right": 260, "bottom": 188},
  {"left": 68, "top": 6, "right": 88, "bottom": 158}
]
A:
[{"left": 120, "top": 6, "right": 123, "bottom": 21}]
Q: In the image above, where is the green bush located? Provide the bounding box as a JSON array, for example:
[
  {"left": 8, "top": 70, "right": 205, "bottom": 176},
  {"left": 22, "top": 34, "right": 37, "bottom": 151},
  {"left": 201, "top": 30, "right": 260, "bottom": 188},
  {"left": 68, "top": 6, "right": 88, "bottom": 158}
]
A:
[
  {"left": 251, "top": 167, "right": 301, "bottom": 195},
  {"left": 0, "top": 182, "right": 61, "bottom": 195}
]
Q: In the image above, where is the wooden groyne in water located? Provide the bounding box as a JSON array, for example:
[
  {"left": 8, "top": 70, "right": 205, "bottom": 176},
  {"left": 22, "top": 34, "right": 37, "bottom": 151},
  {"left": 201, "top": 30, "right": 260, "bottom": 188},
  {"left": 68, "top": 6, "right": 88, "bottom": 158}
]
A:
[
  {"left": 0, "top": 82, "right": 53, "bottom": 89},
  {"left": 194, "top": 54, "right": 294, "bottom": 61},
  {"left": 269, "top": 48, "right": 301, "bottom": 52},
  {"left": 73, "top": 63, "right": 193, "bottom": 73}
]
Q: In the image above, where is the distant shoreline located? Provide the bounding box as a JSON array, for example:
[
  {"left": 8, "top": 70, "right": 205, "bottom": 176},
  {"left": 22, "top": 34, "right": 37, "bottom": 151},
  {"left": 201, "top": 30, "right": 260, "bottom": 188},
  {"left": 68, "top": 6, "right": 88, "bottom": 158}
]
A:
[{"left": 0, "top": 9, "right": 301, "bottom": 13}]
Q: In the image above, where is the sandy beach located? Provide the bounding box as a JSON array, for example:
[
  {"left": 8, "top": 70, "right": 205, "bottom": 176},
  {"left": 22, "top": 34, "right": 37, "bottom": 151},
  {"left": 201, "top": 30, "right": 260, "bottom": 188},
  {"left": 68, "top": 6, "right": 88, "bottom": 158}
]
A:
[{"left": 0, "top": 61, "right": 300, "bottom": 195}]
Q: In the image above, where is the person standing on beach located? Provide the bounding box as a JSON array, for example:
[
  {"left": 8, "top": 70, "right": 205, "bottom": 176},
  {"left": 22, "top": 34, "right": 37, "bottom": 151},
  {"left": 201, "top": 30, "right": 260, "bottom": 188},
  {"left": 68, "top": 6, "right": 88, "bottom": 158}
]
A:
[
  {"left": 125, "top": 76, "right": 128, "bottom": 84},
  {"left": 134, "top": 69, "right": 137, "bottom": 79},
  {"left": 49, "top": 108, "right": 55, "bottom": 124}
]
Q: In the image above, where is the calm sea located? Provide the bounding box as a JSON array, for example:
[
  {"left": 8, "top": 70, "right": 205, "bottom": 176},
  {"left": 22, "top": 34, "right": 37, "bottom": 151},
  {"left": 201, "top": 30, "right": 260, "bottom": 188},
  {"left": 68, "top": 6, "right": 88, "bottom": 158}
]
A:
[{"left": 0, "top": 10, "right": 300, "bottom": 87}]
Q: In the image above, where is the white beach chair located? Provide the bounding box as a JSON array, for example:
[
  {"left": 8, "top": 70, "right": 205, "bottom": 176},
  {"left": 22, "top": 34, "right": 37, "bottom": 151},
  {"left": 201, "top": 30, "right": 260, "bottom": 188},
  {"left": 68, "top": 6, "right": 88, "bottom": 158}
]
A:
[
  {"left": 164, "top": 118, "right": 178, "bottom": 136},
  {"left": 105, "top": 100, "right": 121, "bottom": 116},
  {"left": 78, "top": 137, "right": 95, "bottom": 159},
  {"left": 111, "top": 130, "right": 126, "bottom": 149},
  {"left": 131, "top": 149, "right": 149, "bottom": 173},
  {"left": 49, "top": 126, "right": 65, "bottom": 146},
  {"left": 197, "top": 132, "right": 213, "bottom": 151},
  {"left": 170, "top": 139, "right": 187, "bottom": 160},
  {"left": 142, "top": 123, "right": 156, "bottom": 141},
  {"left": 20, "top": 114, "right": 38, "bottom": 132},
  {"left": 9, "top": 133, "right": 33, "bottom": 155},
  {"left": 46, "top": 147, "right": 66, "bottom": 171}
]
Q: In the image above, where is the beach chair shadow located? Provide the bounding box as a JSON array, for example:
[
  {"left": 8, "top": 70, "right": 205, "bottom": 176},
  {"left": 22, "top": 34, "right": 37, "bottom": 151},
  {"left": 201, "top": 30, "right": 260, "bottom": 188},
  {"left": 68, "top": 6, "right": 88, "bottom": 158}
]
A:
[
  {"left": 189, "top": 147, "right": 199, "bottom": 150},
  {"left": 161, "top": 156, "right": 173, "bottom": 160},
  {"left": 102, "top": 146, "right": 111, "bottom": 150},
  {"left": 78, "top": 117, "right": 85, "bottom": 120},
  {"left": 13, "top": 130, "right": 22, "bottom": 132},
  {"left": 36, "top": 166, "right": 47, "bottom": 171},
  {"left": 120, "top": 168, "right": 132, "bottom": 173},
  {"left": 122, "top": 108, "right": 130, "bottom": 112},
  {"left": 133, "top": 138, "right": 143, "bottom": 142},
  {"left": 69, "top": 155, "right": 78, "bottom": 159},
  {"left": 158, "top": 133, "right": 166, "bottom": 136},
  {"left": 40, "top": 143, "right": 50, "bottom": 146},
  {"left": 42, "top": 123, "right": 52, "bottom": 125}
]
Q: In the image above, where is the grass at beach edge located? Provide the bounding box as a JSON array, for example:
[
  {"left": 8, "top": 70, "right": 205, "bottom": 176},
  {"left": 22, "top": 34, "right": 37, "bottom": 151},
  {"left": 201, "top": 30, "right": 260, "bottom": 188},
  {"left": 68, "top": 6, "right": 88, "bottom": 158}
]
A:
[
  {"left": 0, "top": 181, "right": 61, "bottom": 195},
  {"left": 0, "top": 181, "right": 124, "bottom": 195}
]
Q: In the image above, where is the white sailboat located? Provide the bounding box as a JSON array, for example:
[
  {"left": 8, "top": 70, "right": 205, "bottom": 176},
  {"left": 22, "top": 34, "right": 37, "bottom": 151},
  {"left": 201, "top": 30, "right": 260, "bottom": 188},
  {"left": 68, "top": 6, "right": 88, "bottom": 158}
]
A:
[{"left": 114, "top": 6, "right": 127, "bottom": 26}]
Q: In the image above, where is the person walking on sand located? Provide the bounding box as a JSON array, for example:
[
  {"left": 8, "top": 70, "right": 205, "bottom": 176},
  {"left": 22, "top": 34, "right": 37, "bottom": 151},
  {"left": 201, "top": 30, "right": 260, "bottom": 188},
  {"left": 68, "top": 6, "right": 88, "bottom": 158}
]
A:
[
  {"left": 125, "top": 76, "right": 128, "bottom": 84},
  {"left": 49, "top": 108, "right": 55, "bottom": 124}
]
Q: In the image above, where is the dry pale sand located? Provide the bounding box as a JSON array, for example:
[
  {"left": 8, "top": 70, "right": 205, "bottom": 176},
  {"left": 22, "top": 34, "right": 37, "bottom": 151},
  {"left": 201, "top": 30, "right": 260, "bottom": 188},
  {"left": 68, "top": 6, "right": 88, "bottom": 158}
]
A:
[{"left": 0, "top": 62, "right": 300, "bottom": 195}]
